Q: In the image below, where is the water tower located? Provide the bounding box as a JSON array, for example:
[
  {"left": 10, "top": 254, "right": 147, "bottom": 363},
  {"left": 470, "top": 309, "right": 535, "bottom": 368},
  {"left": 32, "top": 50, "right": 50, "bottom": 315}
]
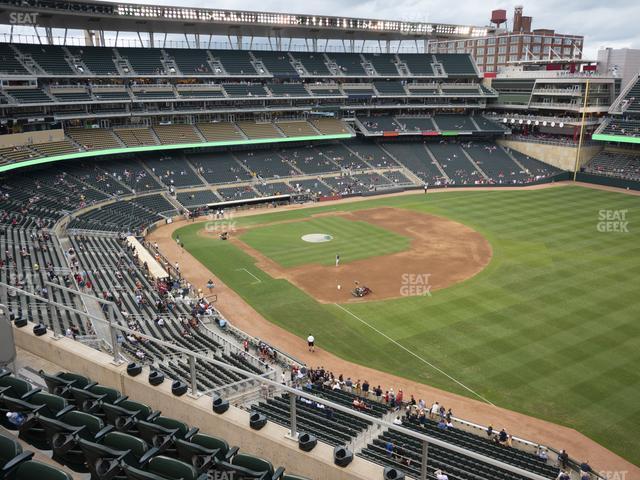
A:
[{"left": 491, "top": 9, "right": 507, "bottom": 29}]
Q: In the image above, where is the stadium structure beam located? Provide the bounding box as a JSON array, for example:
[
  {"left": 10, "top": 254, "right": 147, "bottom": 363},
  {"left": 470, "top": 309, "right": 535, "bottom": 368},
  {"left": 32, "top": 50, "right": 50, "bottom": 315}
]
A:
[{"left": 0, "top": 0, "right": 494, "bottom": 42}]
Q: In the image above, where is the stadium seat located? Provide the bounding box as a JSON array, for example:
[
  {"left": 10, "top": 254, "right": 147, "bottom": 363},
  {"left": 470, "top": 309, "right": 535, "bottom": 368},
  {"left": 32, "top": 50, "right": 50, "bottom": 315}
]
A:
[
  {"left": 11, "top": 460, "right": 73, "bottom": 480},
  {"left": 79, "top": 431, "right": 157, "bottom": 480},
  {"left": 0, "top": 433, "right": 34, "bottom": 478},
  {"left": 123, "top": 455, "right": 204, "bottom": 480}
]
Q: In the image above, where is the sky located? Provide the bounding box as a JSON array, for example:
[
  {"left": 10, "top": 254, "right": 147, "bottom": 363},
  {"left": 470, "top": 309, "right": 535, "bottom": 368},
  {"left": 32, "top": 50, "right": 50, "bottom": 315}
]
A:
[{"left": 5, "top": 0, "right": 640, "bottom": 58}]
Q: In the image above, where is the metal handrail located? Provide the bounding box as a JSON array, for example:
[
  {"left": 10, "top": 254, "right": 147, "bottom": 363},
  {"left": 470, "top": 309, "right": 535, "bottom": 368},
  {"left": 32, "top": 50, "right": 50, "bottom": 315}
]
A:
[{"left": 1, "top": 281, "right": 565, "bottom": 480}]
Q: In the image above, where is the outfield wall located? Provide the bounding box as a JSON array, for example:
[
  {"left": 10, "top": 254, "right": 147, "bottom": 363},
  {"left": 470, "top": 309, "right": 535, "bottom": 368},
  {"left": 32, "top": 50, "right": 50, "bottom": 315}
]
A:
[
  {"left": 575, "top": 172, "right": 640, "bottom": 191},
  {"left": 13, "top": 322, "right": 382, "bottom": 480},
  {"left": 498, "top": 139, "right": 603, "bottom": 171}
]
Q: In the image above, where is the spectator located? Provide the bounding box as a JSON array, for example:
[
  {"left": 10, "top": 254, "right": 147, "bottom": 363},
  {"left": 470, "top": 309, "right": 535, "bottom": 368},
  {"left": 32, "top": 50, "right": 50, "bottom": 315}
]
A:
[
  {"left": 435, "top": 469, "right": 449, "bottom": 480},
  {"left": 558, "top": 450, "right": 569, "bottom": 470}
]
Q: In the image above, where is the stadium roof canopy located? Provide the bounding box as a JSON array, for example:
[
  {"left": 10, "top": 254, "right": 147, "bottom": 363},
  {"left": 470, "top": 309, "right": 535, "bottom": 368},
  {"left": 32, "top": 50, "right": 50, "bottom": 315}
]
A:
[{"left": 0, "top": 0, "right": 494, "bottom": 41}]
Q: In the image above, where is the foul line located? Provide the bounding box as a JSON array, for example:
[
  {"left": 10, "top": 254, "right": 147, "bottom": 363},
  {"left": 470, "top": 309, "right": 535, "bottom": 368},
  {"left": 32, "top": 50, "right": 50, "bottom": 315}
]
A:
[
  {"left": 236, "top": 268, "right": 262, "bottom": 284},
  {"left": 334, "top": 303, "right": 495, "bottom": 407}
]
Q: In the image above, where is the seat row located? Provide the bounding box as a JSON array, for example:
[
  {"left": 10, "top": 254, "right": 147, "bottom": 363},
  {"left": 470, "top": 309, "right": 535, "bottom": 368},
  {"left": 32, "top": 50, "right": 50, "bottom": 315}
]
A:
[{"left": 0, "top": 369, "right": 309, "bottom": 480}]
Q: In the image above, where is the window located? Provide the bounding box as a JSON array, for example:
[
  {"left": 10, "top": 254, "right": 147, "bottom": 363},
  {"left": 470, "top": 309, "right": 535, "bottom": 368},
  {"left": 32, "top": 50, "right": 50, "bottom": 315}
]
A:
[
  {"left": 487, "top": 47, "right": 495, "bottom": 55},
  {"left": 477, "top": 39, "right": 486, "bottom": 46},
  {"left": 476, "top": 48, "right": 485, "bottom": 55},
  {"left": 533, "top": 36, "right": 542, "bottom": 43},
  {"left": 553, "top": 37, "right": 562, "bottom": 45},
  {"left": 486, "top": 65, "right": 495, "bottom": 72},
  {"left": 509, "top": 45, "right": 519, "bottom": 54},
  {"left": 487, "top": 38, "right": 496, "bottom": 45},
  {"left": 532, "top": 45, "right": 541, "bottom": 53},
  {"left": 523, "top": 36, "right": 531, "bottom": 43},
  {"left": 509, "top": 55, "right": 519, "bottom": 61},
  {"left": 499, "top": 37, "right": 507, "bottom": 44},
  {"left": 564, "top": 38, "right": 573, "bottom": 45},
  {"left": 498, "top": 46, "right": 507, "bottom": 54},
  {"left": 497, "top": 55, "right": 506, "bottom": 64}
]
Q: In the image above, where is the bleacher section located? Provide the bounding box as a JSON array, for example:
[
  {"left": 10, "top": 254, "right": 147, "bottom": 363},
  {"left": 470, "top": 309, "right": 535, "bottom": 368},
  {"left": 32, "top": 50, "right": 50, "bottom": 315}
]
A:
[
  {"left": 600, "top": 118, "right": 640, "bottom": 139},
  {"left": 428, "top": 142, "right": 483, "bottom": 184},
  {"left": 237, "top": 121, "right": 283, "bottom": 139},
  {"left": 293, "top": 52, "right": 330, "bottom": 76},
  {"left": 434, "top": 53, "right": 478, "bottom": 77},
  {"left": 619, "top": 75, "right": 640, "bottom": 114},
  {"left": 114, "top": 127, "right": 159, "bottom": 147},
  {"left": 361, "top": 413, "right": 559, "bottom": 480},
  {"left": 16, "top": 44, "right": 74, "bottom": 75},
  {"left": 254, "top": 51, "right": 298, "bottom": 77},
  {"left": 152, "top": 125, "right": 201, "bottom": 145},
  {"left": 310, "top": 118, "right": 350, "bottom": 135},
  {"left": 176, "top": 189, "right": 220, "bottom": 207},
  {"left": 66, "top": 128, "right": 121, "bottom": 150},
  {"left": 212, "top": 50, "right": 256, "bottom": 75},
  {"left": 275, "top": 121, "right": 317, "bottom": 137},
  {"left": 196, "top": 122, "right": 244, "bottom": 141},
  {"left": 0, "top": 43, "right": 29, "bottom": 75},
  {"left": 67, "top": 46, "right": 118, "bottom": 75},
  {"left": 235, "top": 151, "right": 295, "bottom": 179},
  {"left": 382, "top": 142, "right": 444, "bottom": 184},
  {"left": 189, "top": 152, "right": 251, "bottom": 184},
  {"left": 117, "top": 47, "right": 164, "bottom": 75},
  {"left": 151, "top": 155, "right": 204, "bottom": 188},
  {"left": 583, "top": 150, "right": 640, "bottom": 181}
]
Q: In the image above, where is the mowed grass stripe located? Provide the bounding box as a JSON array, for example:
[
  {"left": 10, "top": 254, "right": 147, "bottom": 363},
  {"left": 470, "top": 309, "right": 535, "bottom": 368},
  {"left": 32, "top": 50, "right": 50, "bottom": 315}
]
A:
[{"left": 176, "top": 185, "right": 640, "bottom": 466}]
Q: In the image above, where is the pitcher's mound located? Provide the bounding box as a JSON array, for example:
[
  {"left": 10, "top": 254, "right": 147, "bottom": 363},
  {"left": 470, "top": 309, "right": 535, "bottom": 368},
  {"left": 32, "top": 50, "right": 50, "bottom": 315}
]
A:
[
  {"left": 301, "top": 233, "right": 333, "bottom": 243},
  {"left": 228, "top": 207, "right": 493, "bottom": 303}
]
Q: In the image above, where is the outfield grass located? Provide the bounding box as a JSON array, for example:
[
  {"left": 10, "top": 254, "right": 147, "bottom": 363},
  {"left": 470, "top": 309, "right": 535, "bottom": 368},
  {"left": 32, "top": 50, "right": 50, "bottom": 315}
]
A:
[
  {"left": 237, "top": 216, "right": 410, "bottom": 267},
  {"left": 175, "top": 186, "right": 640, "bottom": 466}
]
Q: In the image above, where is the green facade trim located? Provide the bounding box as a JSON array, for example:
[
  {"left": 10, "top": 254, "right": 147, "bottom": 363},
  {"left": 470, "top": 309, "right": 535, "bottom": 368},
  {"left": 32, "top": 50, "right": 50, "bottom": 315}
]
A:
[{"left": 592, "top": 133, "right": 640, "bottom": 145}]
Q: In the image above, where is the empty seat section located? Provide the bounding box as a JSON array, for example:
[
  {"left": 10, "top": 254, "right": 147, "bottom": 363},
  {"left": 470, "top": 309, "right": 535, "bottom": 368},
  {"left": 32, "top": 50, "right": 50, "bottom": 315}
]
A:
[
  {"left": 212, "top": 50, "right": 256, "bottom": 75},
  {"left": 237, "top": 121, "right": 282, "bottom": 139},
  {"left": 17, "top": 44, "right": 73, "bottom": 75},
  {"left": 114, "top": 128, "right": 158, "bottom": 147},
  {"left": 196, "top": 122, "right": 244, "bottom": 141},
  {"left": 152, "top": 125, "right": 201, "bottom": 145},
  {"left": 117, "top": 48, "right": 164, "bottom": 75},
  {"left": 66, "top": 128, "right": 120, "bottom": 150}
]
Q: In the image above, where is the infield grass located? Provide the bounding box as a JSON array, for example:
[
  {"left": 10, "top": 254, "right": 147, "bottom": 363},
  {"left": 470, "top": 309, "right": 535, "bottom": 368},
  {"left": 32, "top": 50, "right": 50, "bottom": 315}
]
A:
[
  {"left": 237, "top": 216, "right": 410, "bottom": 267},
  {"left": 175, "top": 185, "right": 640, "bottom": 466}
]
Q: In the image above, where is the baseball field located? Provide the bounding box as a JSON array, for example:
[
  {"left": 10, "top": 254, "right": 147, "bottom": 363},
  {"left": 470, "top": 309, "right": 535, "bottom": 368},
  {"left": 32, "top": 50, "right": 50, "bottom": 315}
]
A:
[{"left": 174, "top": 185, "right": 640, "bottom": 466}]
